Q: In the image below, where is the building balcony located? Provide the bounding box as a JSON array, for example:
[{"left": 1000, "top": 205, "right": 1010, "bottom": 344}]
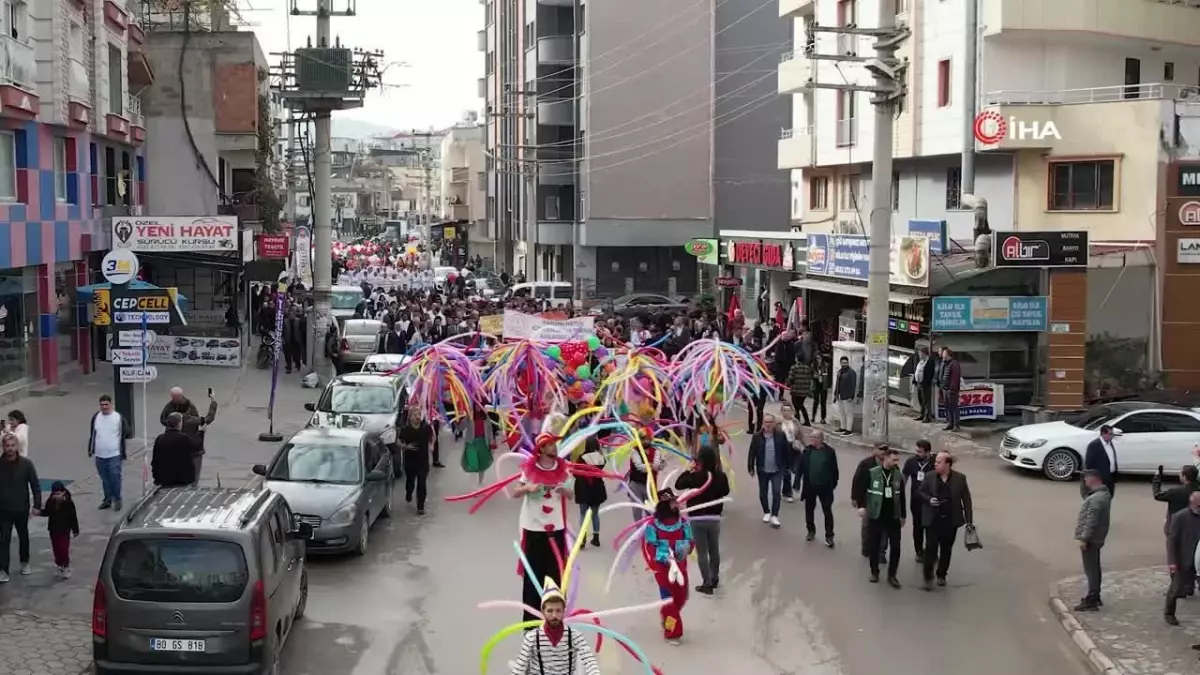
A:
[
  {"left": 477, "top": 29, "right": 486, "bottom": 52},
  {"left": 778, "top": 51, "right": 812, "bottom": 95},
  {"left": 538, "top": 160, "right": 575, "bottom": 186},
  {"left": 983, "top": 0, "right": 1200, "bottom": 46},
  {"left": 451, "top": 167, "right": 470, "bottom": 184},
  {"left": 537, "top": 36, "right": 575, "bottom": 65},
  {"left": 981, "top": 82, "right": 1186, "bottom": 152},
  {"left": 778, "top": 127, "right": 815, "bottom": 170},
  {"left": 0, "top": 35, "right": 35, "bottom": 92},
  {"left": 779, "top": 0, "right": 815, "bottom": 17},
  {"left": 538, "top": 98, "right": 574, "bottom": 126}
]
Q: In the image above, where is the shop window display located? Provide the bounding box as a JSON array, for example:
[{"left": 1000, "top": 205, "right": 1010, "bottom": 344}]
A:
[
  {"left": 0, "top": 272, "right": 33, "bottom": 387},
  {"left": 55, "top": 264, "right": 78, "bottom": 366}
]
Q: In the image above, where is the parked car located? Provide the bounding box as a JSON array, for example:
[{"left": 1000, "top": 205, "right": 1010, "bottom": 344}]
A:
[
  {"left": 304, "top": 372, "right": 406, "bottom": 456},
  {"left": 92, "top": 487, "right": 309, "bottom": 675},
  {"left": 330, "top": 284, "right": 367, "bottom": 322},
  {"left": 338, "top": 319, "right": 385, "bottom": 366},
  {"left": 253, "top": 428, "right": 393, "bottom": 555},
  {"left": 590, "top": 293, "right": 690, "bottom": 317},
  {"left": 1000, "top": 401, "right": 1200, "bottom": 481}
]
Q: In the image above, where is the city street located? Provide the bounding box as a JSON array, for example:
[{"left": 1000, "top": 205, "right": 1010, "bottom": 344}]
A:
[{"left": 0, "top": 363, "right": 1174, "bottom": 674}]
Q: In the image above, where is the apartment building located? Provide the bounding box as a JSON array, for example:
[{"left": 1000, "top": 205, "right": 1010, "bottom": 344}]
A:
[
  {"left": 483, "top": 0, "right": 789, "bottom": 296},
  {"left": 780, "top": 0, "right": 1200, "bottom": 399},
  {"left": 438, "top": 124, "right": 490, "bottom": 261},
  {"left": 0, "top": 0, "right": 150, "bottom": 392}
]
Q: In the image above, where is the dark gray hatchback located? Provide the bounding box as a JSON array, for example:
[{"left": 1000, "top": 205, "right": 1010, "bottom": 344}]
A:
[{"left": 92, "top": 487, "right": 310, "bottom": 674}]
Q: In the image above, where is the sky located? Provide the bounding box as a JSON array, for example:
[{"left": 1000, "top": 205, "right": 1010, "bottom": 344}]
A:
[{"left": 240, "top": 0, "right": 484, "bottom": 132}]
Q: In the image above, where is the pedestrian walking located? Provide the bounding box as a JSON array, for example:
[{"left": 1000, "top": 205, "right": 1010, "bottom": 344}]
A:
[
  {"left": 640, "top": 488, "right": 693, "bottom": 643},
  {"left": 1153, "top": 464, "right": 1200, "bottom": 535},
  {"left": 88, "top": 394, "right": 131, "bottom": 511},
  {"left": 832, "top": 356, "right": 857, "bottom": 435},
  {"left": 0, "top": 433, "right": 40, "bottom": 582},
  {"left": 397, "top": 408, "right": 434, "bottom": 515},
  {"left": 786, "top": 357, "right": 813, "bottom": 426},
  {"left": 150, "top": 412, "right": 199, "bottom": 488},
  {"left": 512, "top": 431, "right": 572, "bottom": 623},
  {"left": 509, "top": 585, "right": 601, "bottom": 675},
  {"left": 1084, "top": 424, "right": 1119, "bottom": 498},
  {"left": 911, "top": 346, "right": 936, "bottom": 422},
  {"left": 797, "top": 429, "right": 839, "bottom": 547},
  {"left": 861, "top": 446, "right": 905, "bottom": 588},
  {"left": 6, "top": 410, "right": 28, "bottom": 457},
  {"left": 674, "top": 445, "right": 730, "bottom": 595},
  {"left": 41, "top": 481, "right": 78, "bottom": 579},
  {"left": 851, "top": 444, "right": 886, "bottom": 557},
  {"left": 903, "top": 439, "right": 935, "bottom": 563},
  {"left": 777, "top": 402, "right": 805, "bottom": 502},
  {"left": 810, "top": 352, "right": 829, "bottom": 425},
  {"left": 1164, "top": 491, "right": 1200, "bottom": 625},
  {"left": 918, "top": 452, "right": 974, "bottom": 591},
  {"left": 627, "top": 431, "right": 665, "bottom": 522},
  {"left": 747, "top": 414, "right": 788, "bottom": 528},
  {"left": 1073, "top": 469, "right": 1112, "bottom": 610},
  {"left": 573, "top": 437, "right": 607, "bottom": 547},
  {"left": 939, "top": 348, "right": 962, "bottom": 431},
  {"left": 159, "top": 387, "right": 218, "bottom": 484}
]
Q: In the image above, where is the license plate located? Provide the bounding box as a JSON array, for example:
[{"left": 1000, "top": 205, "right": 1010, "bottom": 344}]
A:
[{"left": 150, "top": 638, "right": 206, "bottom": 652}]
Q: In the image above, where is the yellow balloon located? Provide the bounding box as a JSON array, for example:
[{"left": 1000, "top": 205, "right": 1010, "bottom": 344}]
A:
[{"left": 480, "top": 620, "right": 542, "bottom": 673}]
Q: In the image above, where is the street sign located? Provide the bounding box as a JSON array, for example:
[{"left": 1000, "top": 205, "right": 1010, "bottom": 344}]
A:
[
  {"left": 119, "top": 366, "right": 158, "bottom": 383},
  {"left": 101, "top": 249, "right": 140, "bottom": 285},
  {"left": 117, "top": 330, "right": 157, "bottom": 347},
  {"left": 992, "top": 231, "right": 1088, "bottom": 268},
  {"left": 110, "top": 348, "right": 145, "bottom": 366}
]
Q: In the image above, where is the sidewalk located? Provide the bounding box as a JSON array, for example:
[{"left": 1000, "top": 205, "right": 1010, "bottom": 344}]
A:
[
  {"left": 1050, "top": 567, "right": 1200, "bottom": 675},
  {"left": 0, "top": 362, "right": 320, "bottom": 673}
]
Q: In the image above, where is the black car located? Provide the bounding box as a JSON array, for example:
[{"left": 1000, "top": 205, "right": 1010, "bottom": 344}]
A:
[{"left": 593, "top": 294, "right": 690, "bottom": 318}]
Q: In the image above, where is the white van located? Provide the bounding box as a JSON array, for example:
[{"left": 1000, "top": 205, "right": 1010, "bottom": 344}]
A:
[{"left": 505, "top": 281, "right": 574, "bottom": 309}]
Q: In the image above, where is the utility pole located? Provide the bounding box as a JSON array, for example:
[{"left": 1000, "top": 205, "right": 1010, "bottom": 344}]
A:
[
  {"left": 962, "top": 0, "right": 978, "bottom": 196},
  {"left": 570, "top": 0, "right": 582, "bottom": 303},
  {"left": 277, "top": 0, "right": 382, "bottom": 382},
  {"left": 806, "top": 0, "right": 908, "bottom": 443}
]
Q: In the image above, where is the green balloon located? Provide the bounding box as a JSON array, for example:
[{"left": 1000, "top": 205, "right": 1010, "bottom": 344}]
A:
[
  {"left": 586, "top": 335, "right": 601, "bottom": 351},
  {"left": 547, "top": 345, "right": 562, "bottom": 360},
  {"left": 575, "top": 364, "right": 592, "bottom": 379}
]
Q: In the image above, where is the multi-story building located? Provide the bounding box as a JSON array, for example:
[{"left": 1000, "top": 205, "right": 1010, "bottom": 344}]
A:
[
  {"left": 780, "top": 0, "right": 1200, "bottom": 403},
  {"left": 483, "top": 0, "right": 789, "bottom": 295},
  {"left": 438, "top": 124, "right": 490, "bottom": 262},
  {"left": 0, "top": 0, "right": 149, "bottom": 393}
]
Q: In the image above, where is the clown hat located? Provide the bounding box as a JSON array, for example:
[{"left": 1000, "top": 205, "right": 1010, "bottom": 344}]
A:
[{"left": 541, "top": 578, "right": 565, "bottom": 607}]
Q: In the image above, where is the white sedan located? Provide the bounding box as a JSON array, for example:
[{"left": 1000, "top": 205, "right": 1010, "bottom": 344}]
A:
[{"left": 1000, "top": 401, "right": 1200, "bottom": 481}]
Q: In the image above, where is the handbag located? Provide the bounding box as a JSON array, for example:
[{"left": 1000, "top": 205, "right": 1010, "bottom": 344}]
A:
[{"left": 963, "top": 524, "right": 983, "bottom": 551}]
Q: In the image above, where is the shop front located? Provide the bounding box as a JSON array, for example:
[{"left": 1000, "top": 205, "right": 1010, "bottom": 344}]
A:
[{"left": 716, "top": 230, "right": 806, "bottom": 323}]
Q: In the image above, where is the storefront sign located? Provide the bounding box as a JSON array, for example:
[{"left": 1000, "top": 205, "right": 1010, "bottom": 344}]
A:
[
  {"left": 908, "top": 220, "right": 948, "bottom": 255},
  {"left": 117, "top": 329, "right": 157, "bottom": 347},
  {"left": 934, "top": 382, "right": 1005, "bottom": 421},
  {"left": 1178, "top": 238, "right": 1200, "bottom": 264},
  {"left": 1176, "top": 199, "right": 1200, "bottom": 227},
  {"left": 501, "top": 310, "right": 594, "bottom": 341},
  {"left": 715, "top": 276, "right": 743, "bottom": 288},
  {"left": 110, "top": 348, "right": 145, "bottom": 366},
  {"left": 100, "top": 249, "right": 139, "bottom": 285},
  {"left": 294, "top": 225, "right": 313, "bottom": 289},
  {"left": 684, "top": 239, "right": 719, "bottom": 265},
  {"left": 112, "top": 216, "right": 238, "bottom": 252},
  {"left": 932, "top": 296, "right": 1049, "bottom": 332},
  {"left": 110, "top": 289, "right": 187, "bottom": 326},
  {"left": 724, "top": 240, "right": 787, "bottom": 268},
  {"left": 887, "top": 318, "right": 922, "bottom": 334},
  {"left": 992, "top": 231, "right": 1088, "bottom": 267},
  {"left": 1177, "top": 164, "right": 1200, "bottom": 197},
  {"left": 256, "top": 233, "right": 290, "bottom": 259},
  {"left": 105, "top": 334, "right": 241, "bottom": 367},
  {"left": 119, "top": 366, "right": 158, "bottom": 383},
  {"left": 805, "top": 233, "right": 930, "bottom": 287}
]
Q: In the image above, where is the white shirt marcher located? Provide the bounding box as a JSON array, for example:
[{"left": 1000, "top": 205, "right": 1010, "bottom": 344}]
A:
[
  {"left": 93, "top": 413, "right": 123, "bottom": 459},
  {"left": 9, "top": 422, "right": 28, "bottom": 457}
]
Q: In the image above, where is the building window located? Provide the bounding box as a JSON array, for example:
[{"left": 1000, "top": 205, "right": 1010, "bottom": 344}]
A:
[
  {"left": 5, "top": 0, "right": 28, "bottom": 41},
  {"left": 809, "top": 176, "right": 829, "bottom": 210},
  {"left": 485, "top": 0, "right": 493, "bottom": 25},
  {"left": 1049, "top": 160, "right": 1116, "bottom": 211},
  {"left": 937, "top": 59, "right": 951, "bottom": 107},
  {"left": 545, "top": 195, "right": 560, "bottom": 220},
  {"left": 0, "top": 132, "right": 13, "bottom": 200},
  {"left": 836, "top": 91, "right": 856, "bottom": 147},
  {"left": 891, "top": 171, "right": 900, "bottom": 210},
  {"left": 839, "top": 175, "right": 859, "bottom": 211},
  {"left": 53, "top": 137, "right": 67, "bottom": 202},
  {"left": 945, "top": 166, "right": 963, "bottom": 210},
  {"left": 1165, "top": 62, "right": 1175, "bottom": 82},
  {"left": 836, "top": 0, "right": 857, "bottom": 55},
  {"left": 107, "top": 44, "right": 123, "bottom": 116}
]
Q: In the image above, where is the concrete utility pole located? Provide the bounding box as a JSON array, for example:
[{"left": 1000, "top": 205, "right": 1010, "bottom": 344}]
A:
[
  {"left": 962, "top": 0, "right": 978, "bottom": 196},
  {"left": 570, "top": 0, "right": 582, "bottom": 303},
  {"left": 806, "top": 0, "right": 908, "bottom": 442}
]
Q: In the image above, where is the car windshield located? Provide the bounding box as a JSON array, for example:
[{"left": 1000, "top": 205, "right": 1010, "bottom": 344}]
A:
[
  {"left": 1068, "top": 405, "right": 1125, "bottom": 430},
  {"left": 318, "top": 384, "right": 395, "bottom": 414},
  {"left": 268, "top": 442, "right": 362, "bottom": 484},
  {"left": 111, "top": 539, "right": 249, "bottom": 603},
  {"left": 331, "top": 290, "right": 364, "bottom": 310}
]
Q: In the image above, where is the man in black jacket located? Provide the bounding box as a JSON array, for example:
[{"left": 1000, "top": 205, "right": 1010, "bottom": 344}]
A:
[
  {"left": 797, "top": 430, "right": 839, "bottom": 547},
  {"left": 1084, "top": 425, "right": 1118, "bottom": 497},
  {"left": 747, "top": 414, "right": 789, "bottom": 529},
  {"left": 903, "top": 439, "right": 936, "bottom": 562},
  {"left": 1154, "top": 464, "right": 1200, "bottom": 535},
  {"left": 1165, "top": 491, "right": 1200, "bottom": 625},
  {"left": 918, "top": 452, "right": 974, "bottom": 590},
  {"left": 151, "top": 413, "right": 198, "bottom": 488},
  {"left": 160, "top": 387, "right": 218, "bottom": 484},
  {"left": 851, "top": 444, "right": 887, "bottom": 557}
]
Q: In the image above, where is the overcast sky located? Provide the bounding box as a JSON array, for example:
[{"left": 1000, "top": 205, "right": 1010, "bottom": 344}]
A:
[{"left": 243, "top": 0, "right": 483, "bottom": 131}]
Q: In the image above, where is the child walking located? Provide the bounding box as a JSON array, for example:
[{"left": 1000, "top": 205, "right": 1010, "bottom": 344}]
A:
[{"left": 43, "top": 481, "right": 79, "bottom": 579}]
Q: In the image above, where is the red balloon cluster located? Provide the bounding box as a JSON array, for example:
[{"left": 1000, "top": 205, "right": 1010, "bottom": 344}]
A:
[{"left": 560, "top": 341, "right": 590, "bottom": 369}]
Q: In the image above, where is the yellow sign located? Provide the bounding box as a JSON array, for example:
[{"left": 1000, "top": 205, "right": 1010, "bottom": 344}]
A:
[
  {"left": 869, "top": 333, "right": 888, "bottom": 345},
  {"left": 478, "top": 314, "right": 503, "bottom": 335},
  {"left": 93, "top": 289, "right": 111, "bottom": 326}
]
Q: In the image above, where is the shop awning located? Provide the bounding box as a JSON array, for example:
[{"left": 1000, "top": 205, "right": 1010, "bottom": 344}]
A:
[
  {"left": 76, "top": 280, "right": 189, "bottom": 311},
  {"left": 789, "top": 277, "right": 920, "bottom": 305}
]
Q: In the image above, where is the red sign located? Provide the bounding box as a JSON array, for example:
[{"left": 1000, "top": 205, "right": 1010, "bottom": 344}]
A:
[
  {"left": 256, "top": 233, "right": 290, "bottom": 259},
  {"left": 731, "top": 241, "right": 784, "bottom": 268},
  {"left": 715, "top": 277, "right": 743, "bottom": 288}
]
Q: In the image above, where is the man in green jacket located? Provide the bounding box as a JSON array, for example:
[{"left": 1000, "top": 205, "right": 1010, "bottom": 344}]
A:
[{"left": 859, "top": 446, "right": 905, "bottom": 588}]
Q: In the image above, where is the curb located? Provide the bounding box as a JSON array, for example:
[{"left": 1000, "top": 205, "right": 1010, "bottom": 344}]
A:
[{"left": 1048, "top": 593, "right": 1125, "bottom": 675}]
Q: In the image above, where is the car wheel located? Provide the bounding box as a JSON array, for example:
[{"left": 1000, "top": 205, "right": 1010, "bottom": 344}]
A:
[
  {"left": 295, "top": 570, "right": 308, "bottom": 620},
  {"left": 380, "top": 485, "right": 394, "bottom": 519},
  {"left": 1042, "top": 448, "right": 1080, "bottom": 481},
  {"left": 354, "top": 517, "right": 370, "bottom": 556}
]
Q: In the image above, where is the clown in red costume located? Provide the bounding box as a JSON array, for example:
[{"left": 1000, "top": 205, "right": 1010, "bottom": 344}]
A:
[
  {"left": 641, "top": 488, "right": 693, "bottom": 642},
  {"left": 511, "top": 416, "right": 575, "bottom": 623}
]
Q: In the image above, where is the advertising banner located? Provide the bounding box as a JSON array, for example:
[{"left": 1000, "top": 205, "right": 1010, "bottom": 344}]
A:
[
  {"left": 478, "top": 314, "right": 504, "bottom": 335},
  {"left": 112, "top": 216, "right": 238, "bottom": 252},
  {"left": 105, "top": 334, "right": 242, "bottom": 367},
  {"left": 256, "top": 233, "right": 290, "bottom": 259},
  {"left": 934, "top": 382, "right": 1005, "bottom": 421},
  {"left": 294, "top": 225, "right": 314, "bottom": 288},
  {"left": 684, "top": 239, "right": 719, "bottom": 265},
  {"left": 992, "top": 231, "right": 1088, "bottom": 267},
  {"left": 932, "top": 296, "right": 1049, "bottom": 332},
  {"left": 806, "top": 233, "right": 930, "bottom": 287},
  {"left": 502, "top": 311, "right": 595, "bottom": 341}
]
